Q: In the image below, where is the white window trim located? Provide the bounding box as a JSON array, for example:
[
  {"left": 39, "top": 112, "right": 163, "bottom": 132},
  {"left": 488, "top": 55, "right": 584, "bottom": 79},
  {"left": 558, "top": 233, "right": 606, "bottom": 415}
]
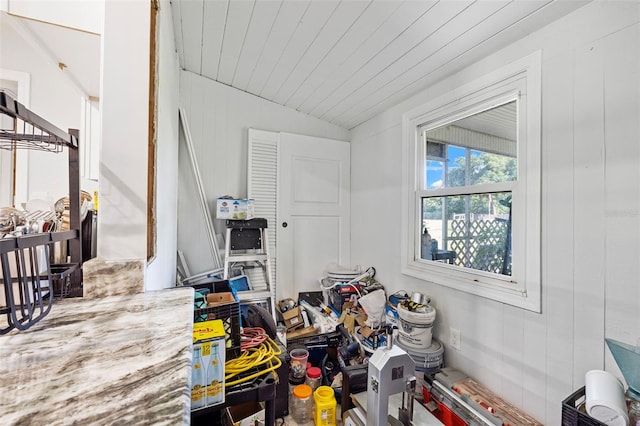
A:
[{"left": 401, "top": 51, "right": 542, "bottom": 312}]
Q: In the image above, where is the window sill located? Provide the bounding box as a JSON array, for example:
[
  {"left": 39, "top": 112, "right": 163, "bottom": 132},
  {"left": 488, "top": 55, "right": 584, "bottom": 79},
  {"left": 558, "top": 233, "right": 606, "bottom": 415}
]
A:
[{"left": 402, "top": 260, "right": 540, "bottom": 312}]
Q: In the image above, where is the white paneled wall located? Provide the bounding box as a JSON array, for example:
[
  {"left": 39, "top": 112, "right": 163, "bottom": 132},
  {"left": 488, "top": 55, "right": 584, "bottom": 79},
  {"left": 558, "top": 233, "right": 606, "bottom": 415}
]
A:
[
  {"left": 601, "top": 22, "right": 640, "bottom": 376},
  {"left": 99, "top": 1, "right": 150, "bottom": 261},
  {"left": 350, "top": 2, "right": 639, "bottom": 424},
  {"left": 178, "top": 71, "right": 350, "bottom": 275}
]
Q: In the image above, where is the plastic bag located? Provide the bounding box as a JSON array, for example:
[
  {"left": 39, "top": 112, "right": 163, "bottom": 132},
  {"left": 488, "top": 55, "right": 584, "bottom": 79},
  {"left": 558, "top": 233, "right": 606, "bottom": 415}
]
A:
[{"left": 358, "top": 289, "right": 386, "bottom": 328}]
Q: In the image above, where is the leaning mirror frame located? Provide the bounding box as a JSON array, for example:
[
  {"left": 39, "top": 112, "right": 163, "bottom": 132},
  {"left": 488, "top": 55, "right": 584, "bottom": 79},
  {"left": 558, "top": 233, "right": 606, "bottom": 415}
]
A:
[{"left": 401, "top": 51, "right": 542, "bottom": 312}]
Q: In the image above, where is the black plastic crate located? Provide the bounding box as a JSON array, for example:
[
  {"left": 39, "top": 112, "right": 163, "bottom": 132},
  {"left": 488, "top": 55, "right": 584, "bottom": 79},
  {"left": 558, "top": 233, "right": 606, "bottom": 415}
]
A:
[
  {"left": 562, "top": 386, "right": 606, "bottom": 426},
  {"left": 189, "top": 279, "right": 242, "bottom": 358},
  {"left": 194, "top": 301, "right": 241, "bottom": 359}
]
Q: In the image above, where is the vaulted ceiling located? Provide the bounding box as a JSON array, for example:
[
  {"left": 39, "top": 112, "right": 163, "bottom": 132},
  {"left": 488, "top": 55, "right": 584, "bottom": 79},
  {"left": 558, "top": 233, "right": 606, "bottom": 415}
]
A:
[
  {"left": 1, "top": 10, "right": 101, "bottom": 99},
  {"left": 171, "top": 0, "right": 588, "bottom": 130}
]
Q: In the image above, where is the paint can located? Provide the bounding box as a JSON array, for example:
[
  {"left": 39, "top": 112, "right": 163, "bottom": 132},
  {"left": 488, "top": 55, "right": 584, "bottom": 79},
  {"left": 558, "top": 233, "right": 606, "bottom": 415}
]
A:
[{"left": 396, "top": 301, "right": 436, "bottom": 349}]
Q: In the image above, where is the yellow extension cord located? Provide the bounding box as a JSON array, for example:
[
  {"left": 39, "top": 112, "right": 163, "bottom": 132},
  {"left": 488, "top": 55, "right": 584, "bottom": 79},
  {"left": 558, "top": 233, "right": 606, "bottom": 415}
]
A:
[{"left": 225, "top": 336, "right": 283, "bottom": 387}]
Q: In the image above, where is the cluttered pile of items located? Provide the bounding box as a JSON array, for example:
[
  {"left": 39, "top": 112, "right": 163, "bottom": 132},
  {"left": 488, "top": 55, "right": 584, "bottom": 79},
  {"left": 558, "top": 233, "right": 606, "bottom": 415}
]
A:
[
  {"left": 278, "top": 265, "right": 443, "bottom": 394},
  {"left": 275, "top": 265, "right": 445, "bottom": 425},
  {"left": 275, "top": 264, "right": 546, "bottom": 426},
  {"left": 184, "top": 258, "right": 548, "bottom": 426}
]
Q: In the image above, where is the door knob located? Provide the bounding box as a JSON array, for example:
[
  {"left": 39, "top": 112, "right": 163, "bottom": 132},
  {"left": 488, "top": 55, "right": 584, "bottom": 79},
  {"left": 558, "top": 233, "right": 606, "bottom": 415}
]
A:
[{"left": 282, "top": 222, "right": 288, "bottom": 228}]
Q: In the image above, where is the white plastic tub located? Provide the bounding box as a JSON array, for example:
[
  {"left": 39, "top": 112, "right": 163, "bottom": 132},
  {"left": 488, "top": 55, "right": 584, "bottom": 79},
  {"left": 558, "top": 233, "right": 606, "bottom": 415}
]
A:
[{"left": 396, "top": 303, "right": 436, "bottom": 349}]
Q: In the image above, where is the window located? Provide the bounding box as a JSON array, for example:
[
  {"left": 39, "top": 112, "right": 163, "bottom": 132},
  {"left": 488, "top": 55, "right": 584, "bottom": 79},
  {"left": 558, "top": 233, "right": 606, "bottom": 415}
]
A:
[
  {"left": 401, "top": 52, "right": 541, "bottom": 312},
  {"left": 422, "top": 103, "right": 517, "bottom": 275}
]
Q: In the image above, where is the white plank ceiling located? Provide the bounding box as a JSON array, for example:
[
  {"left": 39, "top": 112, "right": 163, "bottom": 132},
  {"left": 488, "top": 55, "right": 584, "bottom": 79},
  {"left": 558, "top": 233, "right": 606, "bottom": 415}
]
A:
[{"left": 171, "top": 0, "right": 589, "bottom": 130}]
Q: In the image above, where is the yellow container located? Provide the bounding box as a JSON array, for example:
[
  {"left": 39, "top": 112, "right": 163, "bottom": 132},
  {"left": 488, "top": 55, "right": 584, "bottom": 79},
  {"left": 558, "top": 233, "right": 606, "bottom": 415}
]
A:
[
  {"left": 314, "top": 385, "right": 337, "bottom": 425},
  {"left": 93, "top": 190, "right": 99, "bottom": 211}
]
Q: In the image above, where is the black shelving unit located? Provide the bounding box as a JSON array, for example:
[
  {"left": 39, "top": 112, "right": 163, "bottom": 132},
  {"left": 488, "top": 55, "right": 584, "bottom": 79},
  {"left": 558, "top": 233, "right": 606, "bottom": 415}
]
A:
[
  {"left": 190, "top": 360, "right": 280, "bottom": 426},
  {"left": 190, "top": 283, "right": 282, "bottom": 426},
  {"left": 0, "top": 91, "right": 83, "bottom": 333}
]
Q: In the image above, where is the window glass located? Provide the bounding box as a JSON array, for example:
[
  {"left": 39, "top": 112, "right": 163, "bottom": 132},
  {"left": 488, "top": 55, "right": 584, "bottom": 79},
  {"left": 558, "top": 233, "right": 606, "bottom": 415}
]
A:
[
  {"left": 422, "top": 192, "right": 512, "bottom": 275},
  {"left": 421, "top": 102, "right": 516, "bottom": 277},
  {"left": 446, "top": 146, "right": 467, "bottom": 187},
  {"left": 425, "top": 102, "right": 518, "bottom": 189},
  {"left": 426, "top": 159, "right": 444, "bottom": 189},
  {"left": 402, "top": 51, "right": 541, "bottom": 312}
]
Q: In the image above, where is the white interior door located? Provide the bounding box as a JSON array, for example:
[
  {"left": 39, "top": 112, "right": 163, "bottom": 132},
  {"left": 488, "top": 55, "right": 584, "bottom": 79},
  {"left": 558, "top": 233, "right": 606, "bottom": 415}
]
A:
[{"left": 276, "top": 132, "right": 350, "bottom": 300}]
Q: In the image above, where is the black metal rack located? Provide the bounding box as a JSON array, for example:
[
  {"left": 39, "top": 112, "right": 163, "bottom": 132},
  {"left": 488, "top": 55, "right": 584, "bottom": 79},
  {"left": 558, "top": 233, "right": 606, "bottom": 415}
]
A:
[
  {"left": 190, "top": 349, "right": 282, "bottom": 426},
  {"left": 0, "top": 91, "right": 83, "bottom": 333},
  {"left": 189, "top": 280, "right": 281, "bottom": 425}
]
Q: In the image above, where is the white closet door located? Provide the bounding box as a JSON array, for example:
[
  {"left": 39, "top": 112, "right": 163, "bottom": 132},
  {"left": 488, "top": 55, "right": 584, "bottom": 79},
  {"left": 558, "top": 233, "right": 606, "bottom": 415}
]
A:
[
  {"left": 277, "top": 132, "right": 350, "bottom": 300},
  {"left": 248, "top": 130, "right": 350, "bottom": 301}
]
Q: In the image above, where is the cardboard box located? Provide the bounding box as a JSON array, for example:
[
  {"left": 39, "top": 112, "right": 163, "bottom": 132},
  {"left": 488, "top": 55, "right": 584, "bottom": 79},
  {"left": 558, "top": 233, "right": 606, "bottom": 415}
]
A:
[
  {"left": 192, "top": 319, "right": 226, "bottom": 411},
  {"left": 225, "top": 401, "right": 265, "bottom": 426},
  {"left": 338, "top": 306, "right": 367, "bottom": 335},
  {"left": 216, "top": 198, "right": 255, "bottom": 220},
  {"left": 280, "top": 306, "right": 303, "bottom": 331},
  {"left": 286, "top": 325, "right": 317, "bottom": 340},
  {"left": 206, "top": 292, "right": 237, "bottom": 306}
]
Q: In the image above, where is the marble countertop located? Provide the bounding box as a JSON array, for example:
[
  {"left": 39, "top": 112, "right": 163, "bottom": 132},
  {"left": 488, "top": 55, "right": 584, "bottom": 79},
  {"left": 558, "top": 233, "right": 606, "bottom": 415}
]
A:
[{"left": 0, "top": 287, "right": 194, "bottom": 426}]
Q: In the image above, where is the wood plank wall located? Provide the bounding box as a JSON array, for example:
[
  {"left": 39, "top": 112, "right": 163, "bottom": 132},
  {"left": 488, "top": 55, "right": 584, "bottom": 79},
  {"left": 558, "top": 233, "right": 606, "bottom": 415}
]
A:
[
  {"left": 350, "top": 3, "right": 640, "bottom": 424},
  {"left": 177, "top": 71, "right": 349, "bottom": 275}
]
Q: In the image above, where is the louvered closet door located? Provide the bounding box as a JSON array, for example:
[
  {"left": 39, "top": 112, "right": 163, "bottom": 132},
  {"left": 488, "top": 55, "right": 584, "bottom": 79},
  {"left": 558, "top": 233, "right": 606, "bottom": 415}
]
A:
[{"left": 247, "top": 129, "right": 279, "bottom": 292}]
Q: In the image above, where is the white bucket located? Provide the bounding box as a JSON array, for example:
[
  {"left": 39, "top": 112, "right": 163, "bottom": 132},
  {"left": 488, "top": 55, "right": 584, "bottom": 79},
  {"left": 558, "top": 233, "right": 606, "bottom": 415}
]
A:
[
  {"left": 396, "top": 304, "right": 436, "bottom": 349},
  {"left": 585, "top": 370, "right": 629, "bottom": 426},
  {"left": 396, "top": 338, "right": 444, "bottom": 372}
]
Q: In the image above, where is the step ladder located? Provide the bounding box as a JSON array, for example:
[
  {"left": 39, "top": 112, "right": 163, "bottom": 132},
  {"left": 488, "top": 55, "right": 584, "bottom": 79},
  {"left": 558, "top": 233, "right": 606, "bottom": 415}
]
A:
[{"left": 223, "top": 218, "right": 276, "bottom": 320}]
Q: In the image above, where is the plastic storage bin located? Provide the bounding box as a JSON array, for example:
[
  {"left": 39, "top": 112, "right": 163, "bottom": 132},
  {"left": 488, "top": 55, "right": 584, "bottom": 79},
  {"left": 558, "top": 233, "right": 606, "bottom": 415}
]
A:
[
  {"left": 562, "top": 386, "right": 607, "bottom": 426},
  {"left": 190, "top": 280, "right": 241, "bottom": 358}
]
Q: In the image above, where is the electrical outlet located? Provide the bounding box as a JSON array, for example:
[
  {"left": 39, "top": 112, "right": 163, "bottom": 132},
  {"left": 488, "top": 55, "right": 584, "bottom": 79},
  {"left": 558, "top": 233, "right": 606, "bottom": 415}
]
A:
[{"left": 450, "top": 327, "right": 461, "bottom": 350}]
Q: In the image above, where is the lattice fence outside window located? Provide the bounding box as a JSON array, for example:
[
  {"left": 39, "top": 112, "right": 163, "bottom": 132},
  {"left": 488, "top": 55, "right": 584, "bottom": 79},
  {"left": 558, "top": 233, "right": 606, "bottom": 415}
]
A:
[{"left": 447, "top": 218, "right": 511, "bottom": 275}]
